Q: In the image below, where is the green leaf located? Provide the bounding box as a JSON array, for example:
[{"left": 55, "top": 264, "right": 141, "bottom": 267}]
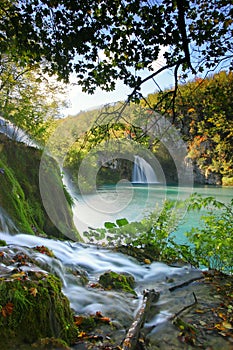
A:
[
  {"left": 104, "top": 222, "right": 117, "bottom": 229},
  {"left": 116, "top": 218, "right": 129, "bottom": 227}
]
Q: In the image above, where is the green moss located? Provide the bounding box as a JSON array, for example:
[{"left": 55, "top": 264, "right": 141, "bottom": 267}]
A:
[
  {"left": 0, "top": 240, "right": 7, "bottom": 246},
  {"left": 0, "top": 158, "right": 35, "bottom": 233},
  {"left": 0, "top": 274, "right": 78, "bottom": 348},
  {"left": 79, "top": 316, "right": 97, "bottom": 331},
  {"left": 32, "top": 337, "right": 70, "bottom": 349},
  {"left": 99, "top": 271, "right": 136, "bottom": 295},
  {"left": 0, "top": 134, "right": 81, "bottom": 240}
]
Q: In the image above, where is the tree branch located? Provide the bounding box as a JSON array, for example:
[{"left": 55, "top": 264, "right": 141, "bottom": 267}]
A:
[
  {"left": 122, "top": 289, "right": 160, "bottom": 350},
  {"left": 176, "top": 0, "right": 196, "bottom": 75}
]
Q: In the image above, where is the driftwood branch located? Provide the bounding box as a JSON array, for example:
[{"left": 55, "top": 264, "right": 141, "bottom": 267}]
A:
[
  {"left": 122, "top": 289, "right": 160, "bottom": 350},
  {"left": 169, "top": 275, "right": 205, "bottom": 292}
]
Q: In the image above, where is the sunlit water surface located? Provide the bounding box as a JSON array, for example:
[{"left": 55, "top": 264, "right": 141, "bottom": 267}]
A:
[{"left": 73, "top": 184, "right": 233, "bottom": 243}]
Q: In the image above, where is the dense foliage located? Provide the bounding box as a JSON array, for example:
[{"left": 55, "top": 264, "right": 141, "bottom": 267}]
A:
[
  {"left": 84, "top": 195, "right": 233, "bottom": 273},
  {"left": 143, "top": 71, "right": 233, "bottom": 185},
  {"left": 186, "top": 195, "right": 233, "bottom": 273},
  {"left": 84, "top": 199, "right": 189, "bottom": 262},
  {"left": 0, "top": 56, "right": 68, "bottom": 143},
  {"left": 1, "top": 0, "right": 232, "bottom": 97}
]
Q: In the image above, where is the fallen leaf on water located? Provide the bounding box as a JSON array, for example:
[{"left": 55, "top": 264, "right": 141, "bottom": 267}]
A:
[
  {"left": 144, "top": 259, "right": 151, "bottom": 264},
  {"left": 88, "top": 283, "right": 101, "bottom": 288}
]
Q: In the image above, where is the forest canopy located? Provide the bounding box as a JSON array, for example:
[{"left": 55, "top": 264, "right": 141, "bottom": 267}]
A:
[{"left": 1, "top": 0, "right": 232, "bottom": 98}]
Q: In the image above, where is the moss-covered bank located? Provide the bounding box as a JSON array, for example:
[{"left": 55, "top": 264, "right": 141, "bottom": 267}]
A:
[
  {"left": 0, "top": 134, "right": 80, "bottom": 240},
  {"left": 0, "top": 273, "right": 78, "bottom": 349}
]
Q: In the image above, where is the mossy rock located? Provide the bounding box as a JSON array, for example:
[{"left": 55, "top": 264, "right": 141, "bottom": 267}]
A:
[
  {"left": 0, "top": 273, "right": 78, "bottom": 349},
  {"left": 31, "top": 337, "right": 71, "bottom": 349},
  {"left": 0, "top": 134, "right": 81, "bottom": 240},
  {"left": 99, "top": 270, "right": 136, "bottom": 295},
  {"left": 0, "top": 239, "right": 7, "bottom": 247}
]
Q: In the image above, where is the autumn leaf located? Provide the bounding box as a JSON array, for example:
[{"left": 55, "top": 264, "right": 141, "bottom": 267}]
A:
[
  {"left": 99, "top": 317, "right": 111, "bottom": 323},
  {"left": 78, "top": 331, "right": 87, "bottom": 338},
  {"left": 215, "top": 321, "right": 233, "bottom": 331},
  {"left": 144, "top": 258, "right": 151, "bottom": 264},
  {"left": 1, "top": 302, "right": 14, "bottom": 317},
  {"left": 11, "top": 271, "right": 27, "bottom": 279},
  {"left": 222, "top": 321, "right": 233, "bottom": 330},
  {"left": 74, "top": 315, "right": 84, "bottom": 326},
  {"left": 123, "top": 339, "right": 131, "bottom": 347},
  {"left": 29, "top": 287, "right": 38, "bottom": 297},
  {"left": 218, "top": 312, "right": 227, "bottom": 320},
  {"left": 188, "top": 108, "right": 195, "bottom": 113},
  {"left": 195, "top": 309, "right": 205, "bottom": 314}
]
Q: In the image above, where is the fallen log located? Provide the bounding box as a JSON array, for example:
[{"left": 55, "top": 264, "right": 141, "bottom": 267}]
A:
[
  {"left": 122, "top": 289, "right": 160, "bottom": 350},
  {"left": 169, "top": 275, "right": 205, "bottom": 292}
]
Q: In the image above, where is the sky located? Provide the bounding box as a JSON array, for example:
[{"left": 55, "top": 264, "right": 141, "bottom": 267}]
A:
[{"left": 63, "top": 47, "right": 176, "bottom": 116}]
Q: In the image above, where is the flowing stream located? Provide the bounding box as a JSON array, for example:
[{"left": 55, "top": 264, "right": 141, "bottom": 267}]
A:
[
  {"left": 0, "top": 232, "right": 202, "bottom": 348},
  {"left": 0, "top": 183, "right": 232, "bottom": 348}
]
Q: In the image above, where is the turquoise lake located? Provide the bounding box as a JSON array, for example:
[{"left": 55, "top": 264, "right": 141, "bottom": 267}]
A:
[{"left": 73, "top": 184, "right": 233, "bottom": 243}]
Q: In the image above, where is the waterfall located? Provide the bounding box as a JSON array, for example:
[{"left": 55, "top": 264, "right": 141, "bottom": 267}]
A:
[
  {"left": 132, "top": 155, "right": 158, "bottom": 183},
  {"left": 0, "top": 116, "right": 40, "bottom": 148},
  {"left": 0, "top": 207, "right": 18, "bottom": 233}
]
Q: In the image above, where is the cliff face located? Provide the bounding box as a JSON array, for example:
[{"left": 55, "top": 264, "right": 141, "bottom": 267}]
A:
[
  {"left": 192, "top": 162, "right": 222, "bottom": 185},
  {"left": 0, "top": 134, "right": 80, "bottom": 240}
]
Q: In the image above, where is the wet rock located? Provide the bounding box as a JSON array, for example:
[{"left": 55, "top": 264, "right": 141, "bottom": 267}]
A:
[{"left": 99, "top": 270, "right": 136, "bottom": 295}]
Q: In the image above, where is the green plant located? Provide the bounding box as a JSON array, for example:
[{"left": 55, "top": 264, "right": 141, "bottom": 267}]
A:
[
  {"left": 84, "top": 200, "right": 190, "bottom": 262},
  {"left": 185, "top": 194, "right": 233, "bottom": 273}
]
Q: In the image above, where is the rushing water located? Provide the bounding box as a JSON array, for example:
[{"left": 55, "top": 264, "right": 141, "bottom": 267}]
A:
[
  {"left": 0, "top": 206, "right": 18, "bottom": 233},
  {"left": 0, "top": 232, "right": 202, "bottom": 348},
  {"left": 0, "top": 184, "right": 232, "bottom": 348},
  {"left": 132, "top": 155, "right": 158, "bottom": 183}
]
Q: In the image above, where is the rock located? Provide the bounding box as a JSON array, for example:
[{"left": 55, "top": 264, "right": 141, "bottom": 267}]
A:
[
  {"left": 0, "top": 133, "right": 80, "bottom": 240},
  {"left": 99, "top": 270, "right": 136, "bottom": 295},
  {"left": 0, "top": 273, "right": 78, "bottom": 348}
]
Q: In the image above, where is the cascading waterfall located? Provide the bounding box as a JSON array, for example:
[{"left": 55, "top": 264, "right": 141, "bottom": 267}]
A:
[
  {"left": 0, "top": 207, "right": 18, "bottom": 233},
  {"left": 0, "top": 116, "right": 40, "bottom": 148},
  {"left": 0, "top": 232, "right": 201, "bottom": 320},
  {"left": 132, "top": 155, "right": 158, "bottom": 183}
]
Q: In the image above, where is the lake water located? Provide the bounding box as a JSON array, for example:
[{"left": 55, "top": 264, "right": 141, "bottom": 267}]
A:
[{"left": 73, "top": 184, "right": 233, "bottom": 243}]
